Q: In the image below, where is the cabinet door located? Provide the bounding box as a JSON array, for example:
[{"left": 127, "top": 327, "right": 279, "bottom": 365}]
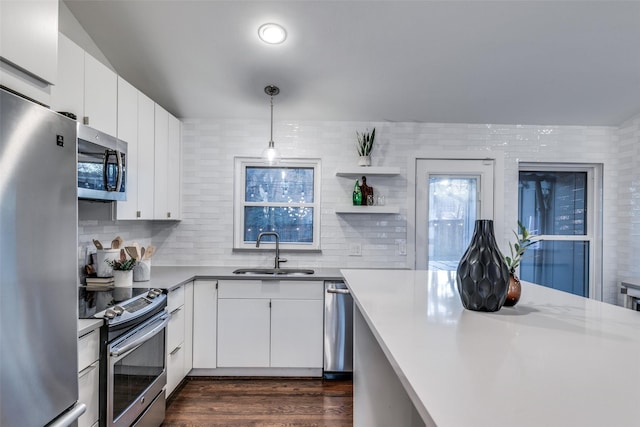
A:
[
  {"left": 136, "top": 92, "right": 155, "bottom": 219},
  {"left": 167, "top": 303, "right": 185, "bottom": 357},
  {"left": 115, "top": 77, "right": 139, "bottom": 219},
  {"left": 84, "top": 53, "right": 117, "bottom": 136},
  {"left": 183, "top": 282, "right": 194, "bottom": 375},
  {"left": 192, "top": 280, "right": 217, "bottom": 369},
  {"left": 50, "top": 33, "right": 84, "bottom": 119},
  {"left": 78, "top": 361, "right": 99, "bottom": 427},
  {"left": 166, "top": 114, "right": 181, "bottom": 219},
  {"left": 271, "top": 299, "right": 324, "bottom": 368},
  {"left": 166, "top": 344, "right": 185, "bottom": 397},
  {"left": 0, "top": 0, "right": 58, "bottom": 84},
  {"left": 153, "top": 105, "right": 169, "bottom": 219},
  {"left": 217, "top": 298, "right": 270, "bottom": 367}
]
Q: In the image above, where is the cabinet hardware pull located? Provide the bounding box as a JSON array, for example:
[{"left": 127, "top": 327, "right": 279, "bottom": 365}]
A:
[
  {"left": 327, "top": 287, "right": 350, "bottom": 294},
  {"left": 170, "top": 307, "right": 182, "bottom": 315},
  {"left": 78, "top": 361, "right": 99, "bottom": 378},
  {"left": 170, "top": 346, "right": 182, "bottom": 355}
]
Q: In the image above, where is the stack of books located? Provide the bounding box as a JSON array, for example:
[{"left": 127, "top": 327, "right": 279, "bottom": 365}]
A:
[{"left": 85, "top": 276, "right": 115, "bottom": 288}]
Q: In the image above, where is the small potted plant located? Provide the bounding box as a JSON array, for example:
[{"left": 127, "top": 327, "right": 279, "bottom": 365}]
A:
[
  {"left": 105, "top": 249, "right": 136, "bottom": 287},
  {"left": 503, "top": 221, "right": 538, "bottom": 306},
  {"left": 356, "top": 128, "right": 375, "bottom": 166}
]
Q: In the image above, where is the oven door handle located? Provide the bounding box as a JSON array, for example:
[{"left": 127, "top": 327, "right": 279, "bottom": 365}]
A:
[{"left": 110, "top": 314, "right": 169, "bottom": 357}]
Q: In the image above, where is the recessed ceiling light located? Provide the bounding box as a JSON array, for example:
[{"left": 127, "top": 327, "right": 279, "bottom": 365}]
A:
[{"left": 258, "top": 23, "right": 287, "bottom": 44}]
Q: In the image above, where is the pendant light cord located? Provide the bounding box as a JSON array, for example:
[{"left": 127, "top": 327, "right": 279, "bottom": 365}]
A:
[{"left": 270, "top": 94, "right": 274, "bottom": 146}]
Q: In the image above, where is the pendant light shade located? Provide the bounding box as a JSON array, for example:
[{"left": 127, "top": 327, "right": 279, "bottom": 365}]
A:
[{"left": 262, "top": 85, "right": 281, "bottom": 164}]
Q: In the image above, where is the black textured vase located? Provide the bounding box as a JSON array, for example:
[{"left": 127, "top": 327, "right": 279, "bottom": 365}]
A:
[{"left": 456, "top": 219, "right": 510, "bottom": 312}]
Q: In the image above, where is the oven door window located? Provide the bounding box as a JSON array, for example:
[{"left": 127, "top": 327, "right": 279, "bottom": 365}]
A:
[{"left": 112, "top": 330, "right": 164, "bottom": 420}]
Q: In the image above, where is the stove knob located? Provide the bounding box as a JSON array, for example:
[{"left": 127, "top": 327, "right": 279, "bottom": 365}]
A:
[
  {"left": 147, "top": 288, "right": 162, "bottom": 298},
  {"left": 104, "top": 309, "right": 117, "bottom": 319},
  {"left": 112, "top": 306, "right": 125, "bottom": 316}
]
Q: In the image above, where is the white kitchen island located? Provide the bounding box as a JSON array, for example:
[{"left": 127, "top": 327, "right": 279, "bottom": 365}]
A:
[{"left": 341, "top": 269, "right": 640, "bottom": 427}]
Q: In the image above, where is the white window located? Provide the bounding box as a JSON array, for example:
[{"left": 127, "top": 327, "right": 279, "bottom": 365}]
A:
[
  {"left": 233, "top": 157, "right": 321, "bottom": 250},
  {"left": 518, "top": 163, "right": 603, "bottom": 299}
]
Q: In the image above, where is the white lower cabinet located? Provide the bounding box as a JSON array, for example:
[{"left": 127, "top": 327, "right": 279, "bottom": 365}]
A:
[
  {"left": 216, "top": 280, "right": 324, "bottom": 369},
  {"left": 166, "top": 282, "right": 192, "bottom": 397},
  {"left": 77, "top": 329, "right": 100, "bottom": 427},
  {"left": 217, "top": 298, "right": 271, "bottom": 367},
  {"left": 271, "top": 299, "right": 324, "bottom": 368},
  {"left": 192, "top": 280, "right": 218, "bottom": 369}
]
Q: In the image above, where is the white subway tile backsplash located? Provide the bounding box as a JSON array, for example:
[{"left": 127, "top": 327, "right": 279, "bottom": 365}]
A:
[{"left": 76, "top": 113, "right": 640, "bottom": 305}]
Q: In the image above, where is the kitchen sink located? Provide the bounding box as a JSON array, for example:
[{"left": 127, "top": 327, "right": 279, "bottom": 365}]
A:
[{"left": 232, "top": 268, "right": 315, "bottom": 276}]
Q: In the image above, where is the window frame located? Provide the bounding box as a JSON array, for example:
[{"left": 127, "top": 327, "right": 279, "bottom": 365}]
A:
[
  {"left": 518, "top": 162, "right": 603, "bottom": 299},
  {"left": 233, "top": 157, "right": 322, "bottom": 251}
]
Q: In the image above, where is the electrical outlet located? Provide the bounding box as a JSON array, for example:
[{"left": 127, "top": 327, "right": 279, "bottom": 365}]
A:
[
  {"left": 398, "top": 240, "right": 407, "bottom": 256},
  {"left": 349, "top": 243, "right": 362, "bottom": 256}
]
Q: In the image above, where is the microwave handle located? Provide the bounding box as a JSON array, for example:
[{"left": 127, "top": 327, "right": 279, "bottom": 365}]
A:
[
  {"left": 102, "top": 150, "right": 123, "bottom": 192},
  {"left": 115, "top": 150, "right": 123, "bottom": 193}
]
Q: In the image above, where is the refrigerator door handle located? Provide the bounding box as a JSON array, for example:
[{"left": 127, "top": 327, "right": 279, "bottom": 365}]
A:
[
  {"left": 327, "top": 287, "right": 350, "bottom": 294},
  {"left": 47, "top": 403, "right": 87, "bottom": 427}
]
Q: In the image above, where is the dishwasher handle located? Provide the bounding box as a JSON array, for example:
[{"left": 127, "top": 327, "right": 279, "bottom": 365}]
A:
[{"left": 327, "top": 287, "right": 350, "bottom": 295}]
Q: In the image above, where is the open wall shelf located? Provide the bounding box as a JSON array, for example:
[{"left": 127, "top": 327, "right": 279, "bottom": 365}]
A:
[
  {"left": 335, "top": 206, "right": 400, "bottom": 214},
  {"left": 335, "top": 167, "right": 401, "bottom": 177}
]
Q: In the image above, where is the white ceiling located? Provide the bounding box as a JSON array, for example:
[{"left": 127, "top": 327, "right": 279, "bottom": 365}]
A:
[{"left": 63, "top": 0, "right": 640, "bottom": 126}]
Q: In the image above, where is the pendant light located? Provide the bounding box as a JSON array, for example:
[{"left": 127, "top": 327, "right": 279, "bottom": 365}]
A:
[{"left": 262, "top": 85, "right": 281, "bottom": 164}]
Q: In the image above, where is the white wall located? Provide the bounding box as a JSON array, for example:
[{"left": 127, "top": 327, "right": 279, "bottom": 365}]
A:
[
  {"left": 615, "top": 112, "right": 640, "bottom": 300},
  {"left": 144, "top": 118, "right": 620, "bottom": 303}
]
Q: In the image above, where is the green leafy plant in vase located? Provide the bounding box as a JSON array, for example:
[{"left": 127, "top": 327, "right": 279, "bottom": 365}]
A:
[
  {"left": 356, "top": 128, "right": 375, "bottom": 166},
  {"left": 503, "top": 221, "right": 538, "bottom": 307},
  {"left": 105, "top": 249, "right": 136, "bottom": 287}
]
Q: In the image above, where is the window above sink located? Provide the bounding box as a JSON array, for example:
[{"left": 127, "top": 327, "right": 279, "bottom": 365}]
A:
[{"left": 233, "top": 157, "right": 322, "bottom": 251}]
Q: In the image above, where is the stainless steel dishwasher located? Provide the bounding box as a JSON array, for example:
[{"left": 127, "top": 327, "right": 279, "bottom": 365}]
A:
[{"left": 324, "top": 281, "right": 353, "bottom": 379}]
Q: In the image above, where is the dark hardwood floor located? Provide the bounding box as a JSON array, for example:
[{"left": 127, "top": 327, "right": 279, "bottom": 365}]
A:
[{"left": 163, "top": 377, "right": 353, "bottom": 427}]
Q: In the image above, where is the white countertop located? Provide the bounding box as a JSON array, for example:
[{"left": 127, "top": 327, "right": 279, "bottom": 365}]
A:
[
  {"left": 342, "top": 269, "right": 640, "bottom": 427},
  {"left": 78, "top": 318, "right": 103, "bottom": 336}
]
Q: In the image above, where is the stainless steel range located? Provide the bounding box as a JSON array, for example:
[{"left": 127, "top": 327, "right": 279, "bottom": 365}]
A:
[{"left": 79, "top": 286, "right": 168, "bottom": 427}]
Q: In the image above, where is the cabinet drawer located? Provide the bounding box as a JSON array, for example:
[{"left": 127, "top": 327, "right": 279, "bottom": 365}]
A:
[
  {"left": 78, "top": 329, "right": 99, "bottom": 371},
  {"left": 168, "top": 305, "right": 185, "bottom": 352},
  {"left": 218, "top": 280, "right": 323, "bottom": 300},
  {"left": 167, "top": 344, "right": 185, "bottom": 397},
  {"left": 78, "top": 361, "right": 99, "bottom": 427},
  {"left": 167, "top": 285, "right": 185, "bottom": 312}
]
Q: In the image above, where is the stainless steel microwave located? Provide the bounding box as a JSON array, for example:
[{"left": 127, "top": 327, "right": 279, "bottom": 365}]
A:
[{"left": 77, "top": 124, "right": 127, "bottom": 201}]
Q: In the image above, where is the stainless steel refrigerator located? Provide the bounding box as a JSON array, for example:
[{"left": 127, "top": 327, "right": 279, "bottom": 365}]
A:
[{"left": 1, "top": 89, "right": 85, "bottom": 426}]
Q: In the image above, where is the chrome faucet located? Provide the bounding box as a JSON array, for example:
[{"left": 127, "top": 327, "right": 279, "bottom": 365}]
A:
[{"left": 256, "top": 231, "right": 287, "bottom": 269}]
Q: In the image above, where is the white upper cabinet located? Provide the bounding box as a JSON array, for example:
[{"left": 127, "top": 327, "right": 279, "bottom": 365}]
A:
[
  {"left": 50, "top": 33, "right": 84, "bottom": 118},
  {"left": 153, "top": 105, "right": 169, "bottom": 219},
  {"left": 84, "top": 53, "right": 117, "bottom": 136},
  {"left": 153, "top": 105, "right": 181, "bottom": 220},
  {"left": 115, "top": 77, "right": 139, "bottom": 220},
  {"left": 51, "top": 33, "right": 117, "bottom": 137},
  {"left": 137, "top": 92, "right": 156, "bottom": 220},
  {"left": 0, "top": 0, "right": 58, "bottom": 105},
  {"left": 167, "top": 114, "right": 182, "bottom": 219}
]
